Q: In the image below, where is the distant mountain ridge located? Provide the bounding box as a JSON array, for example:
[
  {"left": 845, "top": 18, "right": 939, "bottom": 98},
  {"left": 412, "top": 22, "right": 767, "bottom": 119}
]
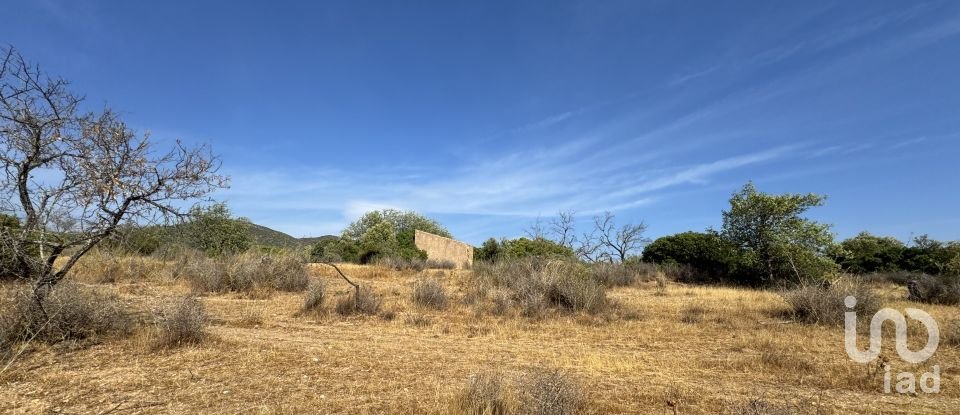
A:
[{"left": 247, "top": 223, "right": 334, "bottom": 248}]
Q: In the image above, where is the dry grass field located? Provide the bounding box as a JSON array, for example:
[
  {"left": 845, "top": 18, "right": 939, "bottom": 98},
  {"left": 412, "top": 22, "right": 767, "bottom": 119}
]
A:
[{"left": 1, "top": 257, "right": 959, "bottom": 414}]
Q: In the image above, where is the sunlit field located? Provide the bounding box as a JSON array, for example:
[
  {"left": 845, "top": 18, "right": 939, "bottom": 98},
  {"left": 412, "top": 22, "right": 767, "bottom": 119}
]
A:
[{"left": 2, "top": 256, "right": 957, "bottom": 414}]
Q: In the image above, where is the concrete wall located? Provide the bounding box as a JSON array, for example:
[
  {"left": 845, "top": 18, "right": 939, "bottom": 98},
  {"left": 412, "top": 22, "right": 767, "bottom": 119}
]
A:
[{"left": 414, "top": 230, "right": 474, "bottom": 269}]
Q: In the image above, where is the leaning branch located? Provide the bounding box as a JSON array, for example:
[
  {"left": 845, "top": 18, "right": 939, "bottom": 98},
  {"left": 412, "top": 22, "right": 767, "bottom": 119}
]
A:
[{"left": 319, "top": 262, "right": 361, "bottom": 305}]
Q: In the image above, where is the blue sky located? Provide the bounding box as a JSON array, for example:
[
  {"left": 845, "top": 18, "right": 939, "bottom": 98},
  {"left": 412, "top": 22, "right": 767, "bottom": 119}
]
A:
[{"left": 4, "top": 1, "right": 959, "bottom": 244}]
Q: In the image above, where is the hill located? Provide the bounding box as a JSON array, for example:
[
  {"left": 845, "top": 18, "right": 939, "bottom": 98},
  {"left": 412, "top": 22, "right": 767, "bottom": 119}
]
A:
[{"left": 247, "top": 223, "right": 335, "bottom": 249}]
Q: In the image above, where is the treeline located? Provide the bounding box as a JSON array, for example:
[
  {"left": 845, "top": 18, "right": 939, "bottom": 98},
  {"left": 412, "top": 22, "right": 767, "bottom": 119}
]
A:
[{"left": 474, "top": 182, "right": 960, "bottom": 287}]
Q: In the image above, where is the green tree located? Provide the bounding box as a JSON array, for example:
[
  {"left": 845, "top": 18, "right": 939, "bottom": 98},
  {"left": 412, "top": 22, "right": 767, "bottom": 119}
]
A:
[
  {"left": 474, "top": 238, "right": 502, "bottom": 262},
  {"left": 642, "top": 231, "right": 745, "bottom": 281},
  {"left": 899, "top": 235, "right": 960, "bottom": 275},
  {"left": 359, "top": 221, "right": 399, "bottom": 262},
  {"left": 183, "top": 203, "right": 251, "bottom": 256},
  {"left": 721, "top": 182, "right": 838, "bottom": 284},
  {"left": 835, "top": 232, "right": 905, "bottom": 274},
  {"left": 341, "top": 209, "right": 448, "bottom": 262}
]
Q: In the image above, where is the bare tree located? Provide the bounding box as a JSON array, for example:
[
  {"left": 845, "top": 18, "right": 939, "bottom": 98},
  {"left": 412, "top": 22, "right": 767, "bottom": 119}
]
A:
[
  {"left": 549, "top": 210, "right": 577, "bottom": 248},
  {"left": 0, "top": 47, "right": 226, "bottom": 307},
  {"left": 524, "top": 215, "right": 546, "bottom": 240},
  {"left": 592, "top": 211, "right": 649, "bottom": 262},
  {"left": 575, "top": 227, "right": 606, "bottom": 263}
]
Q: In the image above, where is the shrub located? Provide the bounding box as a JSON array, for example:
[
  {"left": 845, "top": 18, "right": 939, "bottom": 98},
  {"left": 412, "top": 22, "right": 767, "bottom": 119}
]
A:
[
  {"left": 154, "top": 296, "right": 208, "bottom": 348},
  {"left": 501, "top": 237, "right": 576, "bottom": 260},
  {"left": 944, "top": 319, "right": 960, "bottom": 347},
  {"left": 377, "top": 256, "right": 426, "bottom": 272},
  {"left": 452, "top": 370, "right": 510, "bottom": 415},
  {"left": 517, "top": 368, "right": 584, "bottom": 415},
  {"left": 301, "top": 281, "right": 327, "bottom": 315},
  {"left": 680, "top": 304, "right": 706, "bottom": 324},
  {"left": 266, "top": 254, "right": 311, "bottom": 292},
  {"left": 426, "top": 259, "right": 457, "bottom": 270},
  {"left": 643, "top": 231, "right": 746, "bottom": 283},
  {"left": 71, "top": 250, "right": 170, "bottom": 283},
  {"left": 0, "top": 282, "right": 132, "bottom": 352},
  {"left": 654, "top": 274, "right": 668, "bottom": 296},
  {"left": 411, "top": 277, "right": 449, "bottom": 310},
  {"left": 728, "top": 398, "right": 818, "bottom": 415},
  {"left": 474, "top": 238, "right": 503, "bottom": 262},
  {"left": 546, "top": 273, "right": 607, "bottom": 313},
  {"left": 334, "top": 286, "right": 382, "bottom": 315},
  {"left": 404, "top": 313, "right": 432, "bottom": 327},
  {"left": 835, "top": 232, "right": 906, "bottom": 274},
  {"left": 783, "top": 279, "right": 881, "bottom": 325},
  {"left": 187, "top": 252, "right": 309, "bottom": 294},
  {"left": 587, "top": 262, "right": 636, "bottom": 287},
  {"left": 181, "top": 203, "right": 252, "bottom": 257},
  {"left": 906, "top": 275, "right": 960, "bottom": 305},
  {"left": 473, "top": 258, "right": 608, "bottom": 316},
  {"left": 490, "top": 290, "right": 512, "bottom": 316}
]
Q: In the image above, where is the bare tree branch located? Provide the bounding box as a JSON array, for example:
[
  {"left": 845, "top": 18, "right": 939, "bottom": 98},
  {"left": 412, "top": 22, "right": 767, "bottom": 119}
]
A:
[{"left": 0, "top": 46, "right": 227, "bottom": 306}]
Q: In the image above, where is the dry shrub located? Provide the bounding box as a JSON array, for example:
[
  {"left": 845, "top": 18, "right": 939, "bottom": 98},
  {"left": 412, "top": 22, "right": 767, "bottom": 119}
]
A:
[
  {"left": 680, "top": 304, "right": 707, "bottom": 324},
  {"left": 654, "top": 274, "right": 668, "bottom": 296},
  {"left": 237, "top": 304, "right": 264, "bottom": 327},
  {"left": 404, "top": 313, "right": 432, "bottom": 327},
  {"left": 0, "top": 282, "right": 132, "bottom": 352},
  {"left": 300, "top": 281, "right": 327, "bottom": 315},
  {"left": 658, "top": 262, "right": 696, "bottom": 282},
  {"left": 187, "top": 252, "right": 309, "bottom": 295},
  {"left": 517, "top": 368, "right": 584, "bottom": 415},
  {"left": 334, "top": 286, "right": 382, "bottom": 315},
  {"left": 153, "top": 296, "right": 208, "bottom": 348},
  {"left": 426, "top": 259, "right": 457, "bottom": 270},
  {"left": 72, "top": 250, "right": 169, "bottom": 283},
  {"left": 451, "top": 367, "right": 584, "bottom": 415},
  {"left": 490, "top": 289, "right": 512, "bottom": 316},
  {"left": 944, "top": 319, "right": 960, "bottom": 348},
  {"left": 906, "top": 275, "right": 960, "bottom": 305},
  {"left": 473, "top": 258, "right": 608, "bottom": 316},
  {"left": 380, "top": 308, "right": 397, "bottom": 321},
  {"left": 452, "top": 370, "right": 510, "bottom": 415},
  {"left": 727, "top": 397, "right": 821, "bottom": 415},
  {"left": 757, "top": 341, "right": 816, "bottom": 373},
  {"left": 463, "top": 285, "right": 488, "bottom": 306},
  {"left": 377, "top": 256, "right": 426, "bottom": 272},
  {"left": 587, "top": 262, "right": 636, "bottom": 287},
  {"left": 783, "top": 278, "right": 881, "bottom": 325},
  {"left": 412, "top": 277, "right": 449, "bottom": 310}
]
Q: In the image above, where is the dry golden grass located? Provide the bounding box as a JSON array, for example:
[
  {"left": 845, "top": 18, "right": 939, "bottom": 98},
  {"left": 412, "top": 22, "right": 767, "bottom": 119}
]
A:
[{"left": 1, "top": 260, "right": 959, "bottom": 414}]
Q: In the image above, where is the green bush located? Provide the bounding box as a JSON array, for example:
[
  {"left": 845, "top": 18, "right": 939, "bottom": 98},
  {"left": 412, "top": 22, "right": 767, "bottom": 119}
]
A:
[
  {"left": 474, "top": 238, "right": 503, "bottom": 262},
  {"left": 182, "top": 203, "right": 251, "bottom": 257},
  {"left": 642, "top": 231, "right": 746, "bottom": 283},
  {"left": 501, "top": 237, "right": 576, "bottom": 260},
  {"left": 835, "top": 232, "right": 905, "bottom": 274},
  {"left": 899, "top": 236, "right": 960, "bottom": 276}
]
